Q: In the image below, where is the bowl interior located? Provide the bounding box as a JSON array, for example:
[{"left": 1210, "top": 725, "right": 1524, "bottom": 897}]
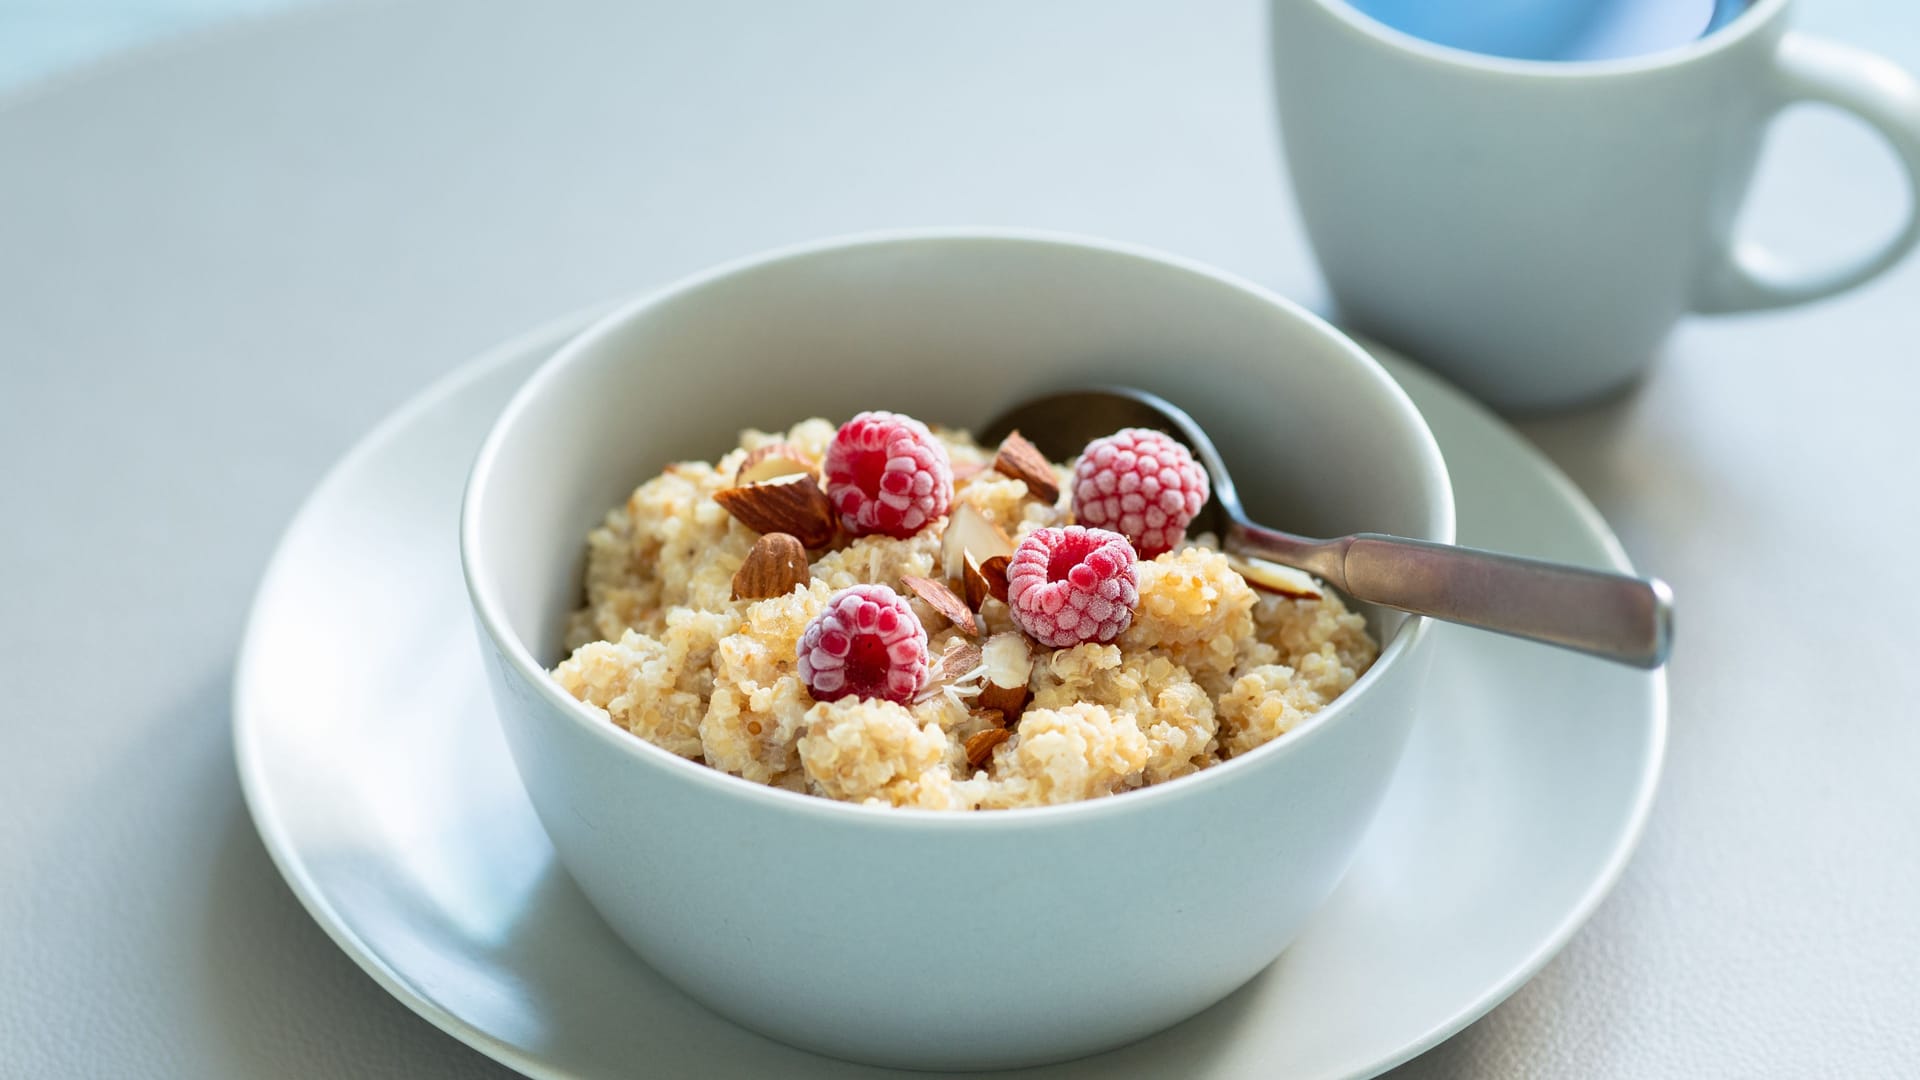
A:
[{"left": 467, "top": 232, "right": 1453, "bottom": 667}]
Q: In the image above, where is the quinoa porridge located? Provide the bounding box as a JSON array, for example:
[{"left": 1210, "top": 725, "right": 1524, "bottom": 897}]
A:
[{"left": 553, "top": 411, "right": 1378, "bottom": 810}]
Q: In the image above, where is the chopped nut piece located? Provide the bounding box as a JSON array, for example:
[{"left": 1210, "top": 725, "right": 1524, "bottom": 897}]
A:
[
  {"left": 1225, "top": 553, "right": 1325, "bottom": 600},
  {"left": 915, "top": 638, "right": 985, "bottom": 704},
  {"left": 735, "top": 442, "right": 817, "bottom": 485},
  {"left": 962, "top": 551, "right": 1013, "bottom": 609},
  {"left": 902, "top": 574, "right": 977, "bottom": 635},
  {"left": 991, "top": 430, "right": 1061, "bottom": 504},
  {"left": 977, "top": 554, "right": 1010, "bottom": 603},
  {"left": 975, "top": 631, "right": 1034, "bottom": 718},
  {"left": 961, "top": 552, "right": 992, "bottom": 610},
  {"left": 965, "top": 727, "right": 1013, "bottom": 769},
  {"left": 933, "top": 638, "right": 984, "bottom": 682},
  {"left": 941, "top": 501, "right": 1015, "bottom": 584},
  {"left": 714, "top": 473, "right": 836, "bottom": 548}
]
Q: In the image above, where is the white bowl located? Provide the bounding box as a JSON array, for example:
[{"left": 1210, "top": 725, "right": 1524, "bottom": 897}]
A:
[{"left": 460, "top": 229, "right": 1455, "bottom": 1070}]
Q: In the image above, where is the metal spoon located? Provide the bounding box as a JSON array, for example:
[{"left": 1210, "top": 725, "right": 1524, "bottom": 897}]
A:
[{"left": 983, "top": 387, "right": 1672, "bottom": 669}]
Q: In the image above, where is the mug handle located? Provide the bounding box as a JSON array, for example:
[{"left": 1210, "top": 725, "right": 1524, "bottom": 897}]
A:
[{"left": 1695, "top": 32, "right": 1920, "bottom": 313}]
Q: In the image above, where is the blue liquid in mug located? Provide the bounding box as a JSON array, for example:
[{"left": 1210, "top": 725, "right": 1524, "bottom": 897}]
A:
[{"left": 1344, "top": 0, "right": 1750, "bottom": 61}]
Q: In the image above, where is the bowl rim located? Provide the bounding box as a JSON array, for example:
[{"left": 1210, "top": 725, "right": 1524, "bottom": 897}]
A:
[{"left": 460, "top": 225, "right": 1455, "bottom": 829}]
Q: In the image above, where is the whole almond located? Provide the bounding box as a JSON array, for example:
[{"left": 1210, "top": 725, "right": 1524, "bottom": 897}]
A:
[
  {"left": 964, "top": 726, "right": 1013, "bottom": 769},
  {"left": 732, "top": 533, "right": 811, "bottom": 600},
  {"left": 901, "top": 575, "right": 977, "bottom": 635},
  {"left": 992, "top": 430, "right": 1061, "bottom": 504},
  {"left": 714, "top": 473, "right": 836, "bottom": 549}
]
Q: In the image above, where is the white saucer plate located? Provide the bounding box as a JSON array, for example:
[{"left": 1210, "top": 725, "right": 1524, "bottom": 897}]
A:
[{"left": 234, "top": 312, "right": 1665, "bottom": 1079}]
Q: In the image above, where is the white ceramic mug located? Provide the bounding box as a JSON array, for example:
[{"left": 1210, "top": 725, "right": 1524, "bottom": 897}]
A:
[{"left": 1270, "top": 0, "right": 1920, "bottom": 411}]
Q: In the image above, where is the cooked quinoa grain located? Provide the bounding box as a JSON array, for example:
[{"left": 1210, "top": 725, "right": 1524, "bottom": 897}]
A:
[{"left": 553, "top": 419, "right": 1378, "bottom": 809}]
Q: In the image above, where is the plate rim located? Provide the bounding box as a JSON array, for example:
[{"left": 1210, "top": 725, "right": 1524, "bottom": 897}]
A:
[
  {"left": 231, "top": 309, "right": 1666, "bottom": 1080},
  {"left": 1351, "top": 347, "right": 1669, "bottom": 1077},
  {"left": 232, "top": 306, "right": 618, "bottom": 1079}
]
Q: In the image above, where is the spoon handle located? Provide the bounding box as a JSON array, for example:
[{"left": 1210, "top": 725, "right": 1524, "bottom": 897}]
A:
[{"left": 1233, "top": 529, "right": 1673, "bottom": 668}]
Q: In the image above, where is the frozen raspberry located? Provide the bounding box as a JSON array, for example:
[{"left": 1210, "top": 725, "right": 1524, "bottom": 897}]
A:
[
  {"left": 1070, "top": 428, "right": 1209, "bottom": 558},
  {"left": 822, "top": 411, "right": 953, "bottom": 539},
  {"left": 797, "top": 584, "right": 929, "bottom": 703},
  {"left": 1006, "top": 526, "right": 1139, "bottom": 648}
]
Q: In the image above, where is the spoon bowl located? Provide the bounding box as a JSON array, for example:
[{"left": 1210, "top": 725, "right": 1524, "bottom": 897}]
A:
[
  {"left": 986, "top": 386, "right": 1673, "bottom": 668},
  {"left": 983, "top": 386, "right": 1240, "bottom": 540}
]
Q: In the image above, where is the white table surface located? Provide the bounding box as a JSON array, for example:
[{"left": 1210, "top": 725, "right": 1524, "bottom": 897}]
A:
[
  {"left": 2, "top": 1, "right": 1916, "bottom": 1076},
  {"left": 0, "top": 0, "right": 311, "bottom": 94}
]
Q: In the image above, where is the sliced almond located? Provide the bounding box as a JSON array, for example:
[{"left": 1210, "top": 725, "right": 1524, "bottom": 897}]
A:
[
  {"left": 962, "top": 551, "right": 1012, "bottom": 609},
  {"left": 991, "top": 430, "right": 1061, "bottom": 505},
  {"left": 736, "top": 442, "right": 816, "bottom": 486},
  {"left": 964, "top": 726, "right": 1013, "bottom": 769},
  {"left": 941, "top": 501, "right": 1015, "bottom": 584},
  {"left": 961, "top": 553, "right": 986, "bottom": 610},
  {"left": 731, "top": 533, "right": 811, "bottom": 600},
  {"left": 714, "top": 473, "right": 835, "bottom": 549},
  {"left": 951, "top": 460, "right": 987, "bottom": 485},
  {"left": 933, "top": 638, "right": 984, "bottom": 683},
  {"left": 1226, "top": 553, "right": 1325, "bottom": 601},
  {"left": 902, "top": 575, "right": 977, "bottom": 635},
  {"left": 977, "top": 554, "right": 1010, "bottom": 604},
  {"left": 915, "top": 639, "right": 983, "bottom": 703},
  {"left": 975, "top": 631, "right": 1033, "bottom": 718}
]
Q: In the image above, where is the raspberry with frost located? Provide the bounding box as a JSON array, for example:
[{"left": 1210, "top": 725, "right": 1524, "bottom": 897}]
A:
[
  {"left": 1070, "top": 428, "right": 1208, "bottom": 558},
  {"left": 797, "top": 584, "right": 930, "bottom": 703},
  {"left": 1006, "top": 526, "right": 1139, "bottom": 648},
  {"left": 822, "top": 411, "right": 953, "bottom": 539}
]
